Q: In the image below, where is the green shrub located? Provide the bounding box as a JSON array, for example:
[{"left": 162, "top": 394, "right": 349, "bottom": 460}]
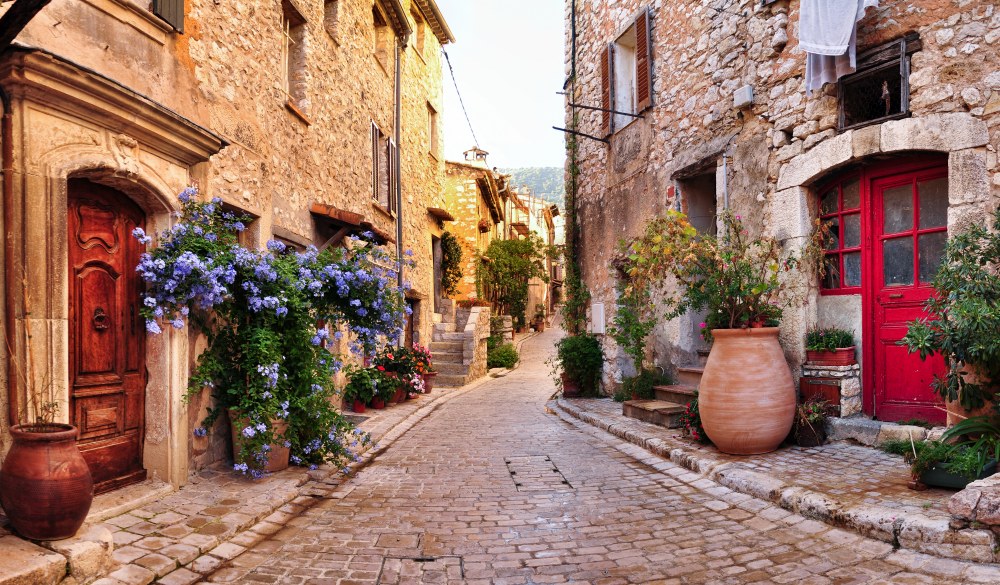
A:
[
  {"left": 488, "top": 343, "right": 519, "bottom": 369},
  {"left": 878, "top": 439, "right": 914, "bottom": 456},
  {"left": 805, "top": 327, "right": 854, "bottom": 351},
  {"left": 621, "top": 370, "right": 673, "bottom": 400},
  {"left": 554, "top": 334, "right": 603, "bottom": 395}
]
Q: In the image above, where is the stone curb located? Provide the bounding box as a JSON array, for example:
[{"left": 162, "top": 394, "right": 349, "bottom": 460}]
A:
[{"left": 550, "top": 398, "right": 1000, "bottom": 565}]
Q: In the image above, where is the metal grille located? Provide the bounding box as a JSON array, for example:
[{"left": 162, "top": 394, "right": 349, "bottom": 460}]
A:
[{"left": 377, "top": 556, "right": 464, "bottom": 584}]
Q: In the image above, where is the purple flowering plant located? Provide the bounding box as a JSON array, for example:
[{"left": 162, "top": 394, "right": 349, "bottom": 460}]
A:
[{"left": 136, "top": 188, "right": 406, "bottom": 478}]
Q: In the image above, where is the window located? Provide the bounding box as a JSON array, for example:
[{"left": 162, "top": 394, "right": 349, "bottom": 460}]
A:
[
  {"left": 819, "top": 177, "right": 863, "bottom": 291},
  {"left": 838, "top": 33, "right": 920, "bottom": 131},
  {"left": 601, "top": 8, "right": 652, "bottom": 135},
  {"left": 152, "top": 0, "right": 184, "bottom": 32},
  {"left": 281, "top": 0, "right": 309, "bottom": 117},
  {"left": 324, "top": 0, "right": 340, "bottom": 41},
  {"left": 427, "top": 102, "right": 439, "bottom": 157},
  {"left": 373, "top": 5, "right": 391, "bottom": 72},
  {"left": 411, "top": 6, "right": 426, "bottom": 57},
  {"left": 371, "top": 123, "right": 396, "bottom": 214}
]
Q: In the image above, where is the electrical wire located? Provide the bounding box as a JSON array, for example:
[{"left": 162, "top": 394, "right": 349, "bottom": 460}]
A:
[{"left": 442, "top": 49, "right": 480, "bottom": 149}]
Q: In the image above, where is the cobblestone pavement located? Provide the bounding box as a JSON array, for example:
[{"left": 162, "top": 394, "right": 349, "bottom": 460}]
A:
[{"left": 218, "top": 328, "right": 999, "bottom": 584}]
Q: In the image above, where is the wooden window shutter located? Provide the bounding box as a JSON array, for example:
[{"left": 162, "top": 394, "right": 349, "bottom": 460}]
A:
[
  {"left": 601, "top": 43, "right": 614, "bottom": 136},
  {"left": 153, "top": 0, "right": 184, "bottom": 33},
  {"left": 388, "top": 139, "right": 398, "bottom": 214},
  {"left": 635, "top": 8, "right": 652, "bottom": 112}
]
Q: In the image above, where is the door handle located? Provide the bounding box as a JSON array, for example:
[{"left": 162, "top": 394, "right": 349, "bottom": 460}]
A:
[
  {"left": 93, "top": 307, "right": 110, "bottom": 330},
  {"left": 888, "top": 293, "right": 903, "bottom": 299}
]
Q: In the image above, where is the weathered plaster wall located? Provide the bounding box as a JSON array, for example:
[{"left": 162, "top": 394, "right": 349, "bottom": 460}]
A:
[
  {"left": 443, "top": 161, "right": 502, "bottom": 300},
  {"left": 567, "top": 0, "right": 1000, "bottom": 393}
]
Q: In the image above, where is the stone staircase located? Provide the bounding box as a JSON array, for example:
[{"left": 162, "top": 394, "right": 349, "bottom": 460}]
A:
[
  {"left": 429, "top": 301, "right": 488, "bottom": 387},
  {"left": 621, "top": 349, "right": 709, "bottom": 428}
]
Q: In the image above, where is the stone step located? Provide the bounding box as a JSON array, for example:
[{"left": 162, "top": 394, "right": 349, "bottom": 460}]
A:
[
  {"left": 432, "top": 312, "right": 443, "bottom": 324},
  {"left": 435, "top": 332, "right": 465, "bottom": 341},
  {"left": 622, "top": 400, "right": 685, "bottom": 428},
  {"left": 433, "top": 362, "right": 468, "bottom": 375},
  {"left": 434, "top": 373, "right": 467, "bottom": 387},
  {"left": 675, "top": 366, "right": 704, "bottom": 388},
  {"left": 431, "top": 349, "right": 463, "bottom": 362},
  {"left": 433, "top": 322, "right": 456, "bottom": 334},
  {"left": 653, "top": 384, "right": 696, "bottom": 406},
  {"left": 0, "top": 535, "right": 68, "bottom": 585},
  {"left": 430, "top": 341, "right": 463, "bottom": 353}
]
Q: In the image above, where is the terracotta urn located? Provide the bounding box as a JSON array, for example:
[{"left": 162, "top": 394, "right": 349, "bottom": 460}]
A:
[
  {"left": 699, "top": 328, "right": 795, "bottom": 455},
  {"left": 561, "top": 372, "right": 581, "bottom": 398},
  {"left": 805, "top": 346, "right": 856, "bottom": 367},
  {"left": 0, "top": 424, "right": 94, "bottom": 540},
  {"left": 945, "top": 364, "right": 997, "bottom": 427},
  {"left": 422, "top": 372, "right": 437, "bottom": 393},
  {"left": 228, "top": 412, "right": 291, "bottom": 473}
]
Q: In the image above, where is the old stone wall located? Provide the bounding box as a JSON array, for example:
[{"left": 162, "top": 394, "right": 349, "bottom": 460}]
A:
[
  {"left": 443, "top": 161, "right": 503, "bottom": 299},
  {"left": 567, "top": 0, "right": 1000, "bottom": 392}
]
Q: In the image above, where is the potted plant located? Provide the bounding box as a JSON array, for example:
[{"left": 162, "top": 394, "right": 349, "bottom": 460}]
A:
[
  {"left": 902, "top": 207, "right": 1000, "bottom": 425},
  {"left": 617, "top": 211, "right": 825, "bottom": 455},
  {"left": 805, "top": 327, "right": 856, "bottom": 366},
  {"left": 553, "top": 334, "right": 603, "bottom": 397},
  {"left": 412, "top": 343, "right": 437, "bottom": 393},
  {"left": 677, "top": 393, "right": 710, "bottom": 444},
  {"left": 343, "top": 365, "right": 377, "bottom": 413},
  {"left": 0, "top": 288, "right": 94, "bottom": 540},
  {"left": 794, "top": 398, "right": 829, "bottom": 447},
  {"left": 533, "top": 304, "right": 547, "bottom": 332}
]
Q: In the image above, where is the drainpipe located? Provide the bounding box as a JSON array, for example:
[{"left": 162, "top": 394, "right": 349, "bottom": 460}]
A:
[
  {"left": 394, "top": 36, "right": 405, "bottom": 289},
  {"left": 1, "top": 84, "right": 17, "bottom": 425}
]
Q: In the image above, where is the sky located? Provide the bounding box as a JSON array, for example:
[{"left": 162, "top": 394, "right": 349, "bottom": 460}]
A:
[{"left": 434, "top": 0, "right": 566, "bottom": 169}]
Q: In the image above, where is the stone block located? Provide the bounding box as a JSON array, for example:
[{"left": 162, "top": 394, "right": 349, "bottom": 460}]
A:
[
  {"left": 135, "top": 552, "right": 179, "bottom": 577},
  {"left": 0, "top": 535, "right": 67, "bottom": 585},
  {"left": 875, "top": 424, "right": 928, "bottom": 445},
  {"left": 880, "top": 113, "right": 989, "bottom": 154},
  {"left": 40, "top": 523, "right": 114, "bottom": 583},
  {"left": 776, "top": 131, "right": 852, "bottom": 190},
  {"left": 827, "top": 417, "right": 882, "bottom": 446},
  {"left": 851, "top": 126, "right": 881, "bottom": 158},
  {"left": 948, "top": 149, "right": 991, "bottom": 204},
  {"left": 106, "top": 564, "right": 156, "bottom": 585},
  {"left": 834, "top": 505, "right": 900, "bottom": 543},
  {"left": 769, "top": 187, "right": 811, "bottom": 241}
]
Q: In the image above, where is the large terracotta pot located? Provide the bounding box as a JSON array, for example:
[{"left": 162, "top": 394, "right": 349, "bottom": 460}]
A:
[
  {"left": 0, "top": 424, "right": 94, "bottom": 540},
  {"left": 945, "top": 364, "right": 997, "bottom": 427},
  {"left": 422, "top": 372, "right": 437, "bottom": 393},
  {"left": 561, "top": 372, "right": 581, "bottom": 398},
  {"left": 699, "top": 328, "right": 795, "bottom": 455},
  {"left": 229, "top": 412, "right": 291, "bottom": 473}
]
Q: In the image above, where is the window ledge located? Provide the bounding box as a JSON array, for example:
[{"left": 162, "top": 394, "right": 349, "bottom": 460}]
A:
[
  {"left": 285, "top": 101, "right": 312, "bottom": 126},
  {"left": 371, "top": 200, "right": 396, "bottom": 220}
]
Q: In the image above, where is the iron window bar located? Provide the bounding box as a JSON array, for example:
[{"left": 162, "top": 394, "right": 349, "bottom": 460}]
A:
[{"left": 552, "top": 126, "right": 608, "bottom": 144}]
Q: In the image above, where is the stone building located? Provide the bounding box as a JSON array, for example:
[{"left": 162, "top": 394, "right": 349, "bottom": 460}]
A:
[
  {"left": 565, "top": 0, "right": 999, "bottom": 424},
  {"left": 0, "top": 0, "right": 453, "bottom": 493},
  {"left": 442, "top": 153, "right": 509, "bottom": 300}
]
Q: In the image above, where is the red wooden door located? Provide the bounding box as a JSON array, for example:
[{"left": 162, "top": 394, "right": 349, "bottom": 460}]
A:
[
  {"left": 869, "top": 164, "right": 948, "bottom": 424},
  {"left": 68, "top": 179, "right": 147, "bottom": 493}
]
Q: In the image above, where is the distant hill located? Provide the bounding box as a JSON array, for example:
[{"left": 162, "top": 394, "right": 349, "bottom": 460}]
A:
[{"left": 500, "top": 167, "right": 565, "bottom": 207}]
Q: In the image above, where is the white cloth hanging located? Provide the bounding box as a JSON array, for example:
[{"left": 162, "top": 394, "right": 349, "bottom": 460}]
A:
[{"left": 800, "top": 0, "right": 879, "bottom": 96}]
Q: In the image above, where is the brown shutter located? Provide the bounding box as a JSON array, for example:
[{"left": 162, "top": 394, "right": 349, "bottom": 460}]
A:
[
  {"left": 635, "top": 8, "right": 652, "bottom": 112},
  {"left": 153, "top": 0, "right": 184, "bottom": 33},
  {"left": 601, "top": 43, "right": 614, "bottom": 136},
  {"left": 388, "top": 139, "right": 398, "bottom": 214}
]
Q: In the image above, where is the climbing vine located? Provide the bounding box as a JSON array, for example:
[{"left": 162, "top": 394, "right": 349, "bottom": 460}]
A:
[
  {"left": 440, "top": 231, "right": 463, "bottom": 297},
  {"left": 610, "top": 276, "right": 656, "bottom": 371},
  {"left": 561, "top": 111, "right": 590, "bottom": 335}
]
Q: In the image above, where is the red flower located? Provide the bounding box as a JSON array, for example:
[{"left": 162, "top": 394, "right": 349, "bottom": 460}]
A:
[
  {"left": 377, "top": 366, "right": 385, "bottom": 371},
  {"left": 387, "top": 354, "right": 394, "bottom": 360}
]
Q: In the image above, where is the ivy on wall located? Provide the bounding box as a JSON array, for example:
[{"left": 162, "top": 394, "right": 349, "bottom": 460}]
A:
[
  {"left": 561, "top": 112, "right": 590, "bottom": 335},
  {"left": 440, "top": 231, "right": 463, "bottom": 297}
]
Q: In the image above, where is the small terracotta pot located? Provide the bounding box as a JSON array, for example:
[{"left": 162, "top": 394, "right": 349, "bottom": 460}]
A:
[
  {"left": 699, "top": 328, "right": 795, "bottom": 455},
  {"left": 0, "top": 424, "right": 94, "bottom": 540},
  {"left": 229, "top": 412, "right": 291, "bottom": 473},
  {"left": 422, "top": 372, "right": 437, "bottom": 393},
  {"left": 805, "top": 347, "right": 856, "bottom": 366},
  {"left": 371, "top": 396, "right": 386, "bottom": 409},
  {"left": 561, "top": 372, "right": 581, "bottom": 398},
  {"left": 394, "top": 388, "right": 406, "bottom": 403},
  {"left": 352, "top": 400, "right": 366, "bottom": 413}
]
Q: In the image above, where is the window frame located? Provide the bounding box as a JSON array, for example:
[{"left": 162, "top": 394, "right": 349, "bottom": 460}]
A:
[
  {"left": 818, "top": 174, "right": 864, "bottom": 295},
  {"left": 837, "top": 33, "right": 920, "bottom": 132},
  {"left": 427, "top": 102, "right": 439, "bottom": 159}
]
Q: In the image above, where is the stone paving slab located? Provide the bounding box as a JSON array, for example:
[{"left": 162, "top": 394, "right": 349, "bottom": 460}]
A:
[{"left": 553, "top": 396, "right": 1000, "bottom": 564}]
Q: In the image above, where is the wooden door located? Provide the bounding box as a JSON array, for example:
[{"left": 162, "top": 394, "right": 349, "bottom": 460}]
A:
[
  {"left": 432, "top": 236, "right": 443, "bottom": 313},
  {"left": 68, "top": 179, "right": 147, "bottom": 493},
  {"left": 869, "top": 165, "right": 948, "bottom": 424}
]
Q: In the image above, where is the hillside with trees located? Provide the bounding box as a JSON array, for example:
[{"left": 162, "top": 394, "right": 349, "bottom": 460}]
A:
[{"left": 500, "top": 167, "right": 565, "bottom": 207}]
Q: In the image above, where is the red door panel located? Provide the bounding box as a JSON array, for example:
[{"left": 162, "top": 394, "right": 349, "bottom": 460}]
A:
[
  {"left": 868, "top": 164, "right": 948, "bottom": 424},
  {"left": 68, "top": 179, "right": 147, "bottom": 493}
]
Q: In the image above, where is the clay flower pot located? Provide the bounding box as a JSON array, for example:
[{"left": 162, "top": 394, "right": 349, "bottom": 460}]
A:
[
  {"left": 699, "top": 328, "right": 795, "bottom": 455},
  {"left": 422, "top": 372, "right": 437, "bottom": 393},
  {"left": 945, "top": 364, "right": 997, "bottom": 427},
  {"left": 229, "top": 412, "right": 291, "bottom": 473},
  {"left": 561, "top": 372, "right": 581, "bottom": 398},
  {"left": 371, "top": 396, "right": 386, "bottom": 410},
  {"left": 805, "top": 347, "right": 856, "bottom": 366},
  {"left": 0, "top": 424, "right": 94, "bottom": 540}
]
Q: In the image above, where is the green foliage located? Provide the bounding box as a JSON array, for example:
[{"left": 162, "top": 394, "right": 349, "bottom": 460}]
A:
[
  {"left": 896, "top": 418, "right": 933, "bottom": 429},
  {"left": 878, "top": 439, "right": 914, "bottom": 456},
  {"left": 341, "top": 365, "right": 378, "bottom": 404},
  {"left": 906, "top": 441, "right": 992, "bottom": 482},
  {"left": 561, "top": 119, "right": 591, "bottom": 336},
  {"left": 677, "top": 393, "right": 709, "bottom": 443},
  {"left": 476, "top": 235, "right": 550, "bottom": 328},
  {"left": 488, "top": 343, "right": 519, "bottom": 369},
  {"left": 902, "top": 207, "right": 1000, "bottom": 411},
  {"left": 795, "top": 398, "right": 829, "bottom": 427},
  {"left": 805, "top": 327, "right": 855, "bottom": 351},
  {"left": 618, "top": 211, "right": 822, "bottom": 337},
  {"left": 499, "top": 167, "right": 565, "bottom": 206},
  {"left": 610, "top": 280, "right": 656, "bottom": 370},
  {"left": 621, "top": 370, "right": 673, "bottom": 400},
  {"left": 554, "top": 334, "right": 604, "bottom": 395},
  {"left": 440, "top": 231, "right": 463, "bottom": 297}
]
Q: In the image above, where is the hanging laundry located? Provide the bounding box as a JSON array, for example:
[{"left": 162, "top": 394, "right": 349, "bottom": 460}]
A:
[{"left": 799, "top": 0, "right": 879, "bottom": 96}]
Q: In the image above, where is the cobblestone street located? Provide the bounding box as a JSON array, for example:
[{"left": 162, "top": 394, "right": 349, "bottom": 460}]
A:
[{"left": 203, "top": 328, "right": 993, "bottom": 585}]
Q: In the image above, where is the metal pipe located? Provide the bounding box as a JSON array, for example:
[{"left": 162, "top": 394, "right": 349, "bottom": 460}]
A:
[
  {"left": 393, "top": 36, "right": 404, "bottom": 289},
  {"left": 1, "top": 84, "right": 18, "bottom": 425}
]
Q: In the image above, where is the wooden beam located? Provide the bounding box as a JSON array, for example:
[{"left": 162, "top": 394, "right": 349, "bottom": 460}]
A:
[{"left": 0, "top": 0, "right": 51, "bottom": 52}]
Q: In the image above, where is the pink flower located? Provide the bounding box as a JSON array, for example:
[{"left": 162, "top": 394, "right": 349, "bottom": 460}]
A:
[{"left": 699, "top": 322, "right": 706, "bottom": 329}]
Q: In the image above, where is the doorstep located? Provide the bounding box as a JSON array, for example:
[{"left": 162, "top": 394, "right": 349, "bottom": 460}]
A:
[
  {"left": 0, "top": 384, "right": 475, "bottom": 585},
  {"left": 551, "top": 397, "right": 1000, "bottom": 564}
]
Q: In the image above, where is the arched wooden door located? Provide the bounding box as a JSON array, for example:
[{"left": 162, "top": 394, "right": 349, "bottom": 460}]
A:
[{"left": 68, "top": 179, "right": 148, "bottom": 493}]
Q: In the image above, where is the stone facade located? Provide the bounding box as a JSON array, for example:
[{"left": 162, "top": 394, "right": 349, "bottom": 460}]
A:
[
  {"left": 565, "top": 1, "right": 1000, "bottom": 408},
  {"left": 0, "top": 0, "right": 454, "bottom": 487}
]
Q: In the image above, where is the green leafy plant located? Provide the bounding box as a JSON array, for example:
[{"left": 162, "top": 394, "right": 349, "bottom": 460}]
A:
[
  {"left": 476, "top": 235, "right": 551, "bottom": 328},
  {"left": 805, "top": 327, "right": 855, "bottom": 351},
  {"left": 440, "top": 231, "right": 463, "bottom": 297},
  {"left": 342, "top": 365, "right": 378, "bottom": 405},
  {"left": 487, "top": 343, "right": 519, "bottom": 369},
  {"left": 896, "top": 418, "right": 933, "bottom": 429},
  {"left": 902, "top": 207, "right": 1000, "bottom": 411},
  {"left": 617, "top": 211, "right": 824, "bottom": 339},
  {"left": 621, "top": 370, "right": 673, "bottom": 400},
  {"left": 878, "top": 438, "right": 914, "bottom": 456},
  {"left": 561, "top": 113, "right": 590, "bottom": 336},
  {"left": 678, "top": 393, "right": 709, "bottom": 444},
  {"left": 553, "top": 334, "right": 603, "bottom": 395},
  {"left": 610, "top": 278, "right": 656, "bottom": 371}
]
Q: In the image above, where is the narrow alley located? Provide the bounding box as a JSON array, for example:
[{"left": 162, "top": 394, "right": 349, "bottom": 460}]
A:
[{"left": 209, "top": 328, "right": 982, "bottom": 585}]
